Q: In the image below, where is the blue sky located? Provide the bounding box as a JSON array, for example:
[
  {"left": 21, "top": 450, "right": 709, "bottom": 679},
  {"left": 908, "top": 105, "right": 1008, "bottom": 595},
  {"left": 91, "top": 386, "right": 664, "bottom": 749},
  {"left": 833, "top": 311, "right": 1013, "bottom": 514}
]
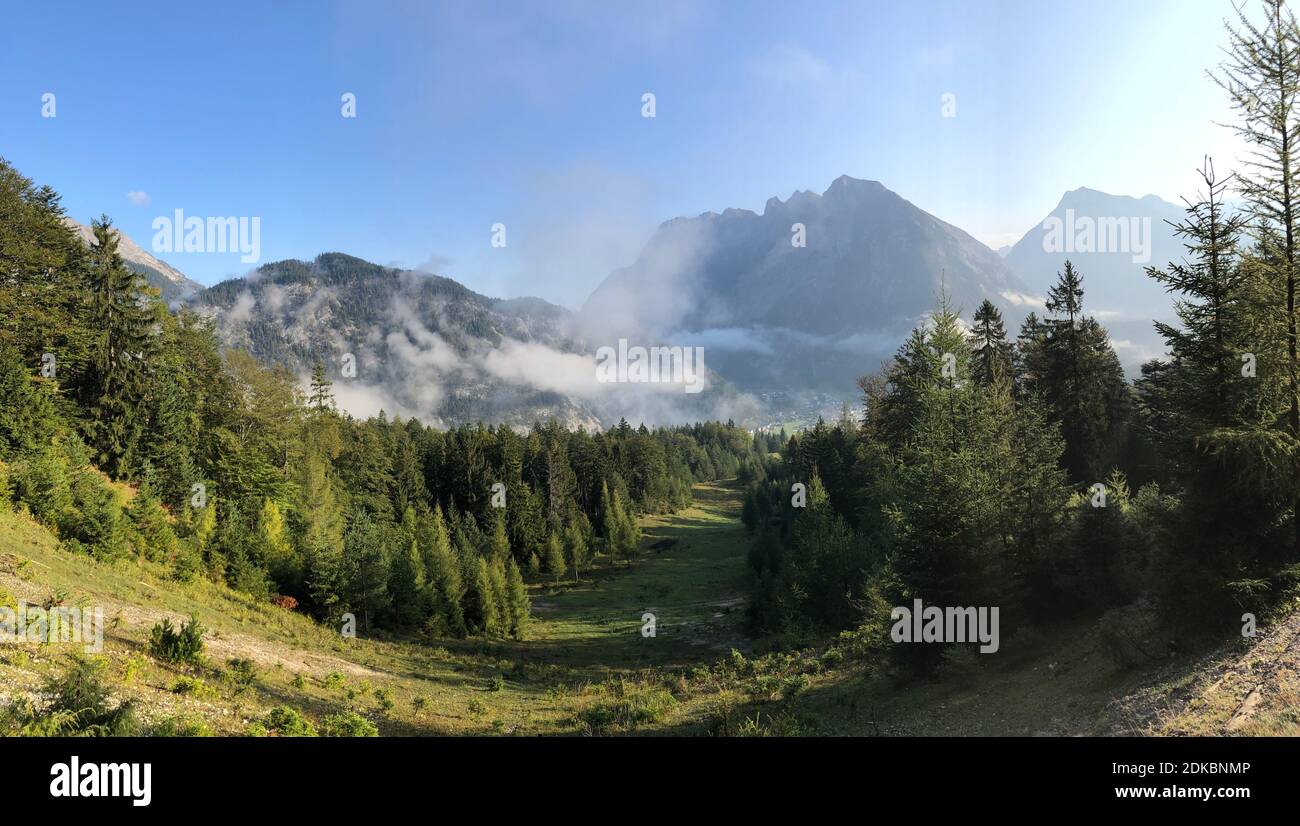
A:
[{"left": 0, "top": 0, "right": 1245, "bottom": 306}]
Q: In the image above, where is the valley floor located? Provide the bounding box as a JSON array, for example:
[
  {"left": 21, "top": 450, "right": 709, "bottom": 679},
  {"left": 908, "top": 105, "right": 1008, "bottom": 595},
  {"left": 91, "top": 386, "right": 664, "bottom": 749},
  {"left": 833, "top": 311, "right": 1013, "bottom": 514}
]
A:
[{"left": 2, "top": 481, "right": 1298, "bottom": 736}]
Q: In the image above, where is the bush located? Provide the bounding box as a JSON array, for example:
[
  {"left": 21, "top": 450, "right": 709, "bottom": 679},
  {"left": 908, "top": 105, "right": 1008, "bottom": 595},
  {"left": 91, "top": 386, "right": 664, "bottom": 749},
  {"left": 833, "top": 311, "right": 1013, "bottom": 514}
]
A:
[
  {"left": 150, "top": 714, "right": 213, "bottom": 737},
  {"left": 251, "top": 705, "right": 317, "bottom": 737},
  {"left": 171, "top": 676, "right": 217, "bottom": 698},
  {"left": 224, "top": 658, "right": 257, "bottom": 693},
  {"left": 148, "top": 615, "right": 206, "bottom": 665},
  {"left": 576, "top": 685, "right": 677, "bottom": 734},
  {"left": 0, "top": 657, "right": 137, "bottom": 736},
  {"left": 321, "top": 711, "right": 379, "bottom": 737}
]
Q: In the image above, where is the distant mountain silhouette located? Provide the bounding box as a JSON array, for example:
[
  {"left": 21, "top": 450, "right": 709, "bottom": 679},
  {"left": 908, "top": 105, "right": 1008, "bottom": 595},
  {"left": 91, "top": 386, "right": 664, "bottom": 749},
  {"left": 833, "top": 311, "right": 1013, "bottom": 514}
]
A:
[
  {"left": 581, "top": 175, "right": 1032, "bottom": 391},
  {"left": 1003, "top": 187, "right": 1186, "bottom": 369}
]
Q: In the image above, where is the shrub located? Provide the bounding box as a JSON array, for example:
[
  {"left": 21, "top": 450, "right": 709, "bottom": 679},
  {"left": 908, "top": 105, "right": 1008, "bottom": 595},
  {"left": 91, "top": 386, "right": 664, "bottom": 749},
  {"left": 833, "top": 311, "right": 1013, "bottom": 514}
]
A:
[
  {"left": 0, "top": 657, "right": 137, "bottom": 736},
  {"left": 253, "top": 705, "right": 317, "bottom": 737},
  {"left": 172, "top": 676, "right": 218, "bottom": 698},
  {"left": 150, "top": 714, "right": 213, "bottom": 737},
  {"left": 576, "top": 685, "right": 677, "bottom": 734},
  {"left": 321, "top": 711, "right": 379, "bottom": 737},
  {"left": 225, "top": 657, "right": 257, "bottom": 693},
  {"left": 148, "top": 615, "right": 206, "bottom": 665}
]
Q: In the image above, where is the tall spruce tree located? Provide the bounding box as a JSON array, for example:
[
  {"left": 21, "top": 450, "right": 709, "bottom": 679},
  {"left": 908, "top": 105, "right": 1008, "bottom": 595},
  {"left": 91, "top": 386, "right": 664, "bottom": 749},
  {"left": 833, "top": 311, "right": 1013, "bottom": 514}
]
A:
[
  {"left": 1021, "top": 262, "right": 1128, "bottom": 480},
  {"left": 83, "top": 217, "right": 154, "bottom": 477},
  {"left": 970, "top": 299, "right": 1014, "bottom": 386},
  {"left": 1215, "top": 0, "right": 1300, "bottom": 558},
  {"left": 1141, "top": 159, "right": 1290, "bottom": 618}
]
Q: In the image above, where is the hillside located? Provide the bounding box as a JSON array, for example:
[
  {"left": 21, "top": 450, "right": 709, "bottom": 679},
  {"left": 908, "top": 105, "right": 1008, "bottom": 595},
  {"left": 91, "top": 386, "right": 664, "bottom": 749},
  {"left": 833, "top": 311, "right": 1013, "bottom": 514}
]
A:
[
  {"left": 185, "top": 253, "right": 605, "bottom": 430},
  {"left": 3, "top": 480, "right": 1287, "bottom": 737},
  {"left": 184, "top": 252, "right": 758, "bottom": 429}
]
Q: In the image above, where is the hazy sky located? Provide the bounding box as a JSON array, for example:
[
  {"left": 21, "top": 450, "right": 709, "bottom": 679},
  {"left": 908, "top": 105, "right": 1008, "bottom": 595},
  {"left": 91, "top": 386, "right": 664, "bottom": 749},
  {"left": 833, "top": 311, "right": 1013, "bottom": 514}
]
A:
[{"left": 0, "top": 0, "right": 1249, "bottom": 306}]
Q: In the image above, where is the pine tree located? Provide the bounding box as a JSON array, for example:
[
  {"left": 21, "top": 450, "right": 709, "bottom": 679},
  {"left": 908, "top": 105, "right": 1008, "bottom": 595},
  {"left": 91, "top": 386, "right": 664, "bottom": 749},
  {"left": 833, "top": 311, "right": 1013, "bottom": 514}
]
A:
[
  {"left": 308, "top": 361, "right": 335, "bottom": 413},
  {"left": 1215, "top": 0, "right": 1300, "bottom": 559},
  {"left": 489, "top": 510, "right": 511, "bottom": 563},
  {"left": 255, "top": 499, "right": 300, "bottom": 594},
  {"left": 488, "top": 558, "right": 510, "bottom": 634},
  {"left": 299, "top": 451, "right": 346, "bottom": 619},
  {"left": 564, "top": 519, "right": 589, "bottom": 580},
  {"left": 127, "top": 485, "right": 178, "bottom": 563},
  {"left": 341, "top": 509, "right": 392, "bottom": 632},
  {"left": 422, "top": 505, "right": 466, "bottom": 637},
  {"left": 504, "top": 558, "right": 530, "bottom": 639},
  {"left": 600, "top": 480, "right": 618, "bottom": 556},
  {"left": 969, "top": 299, "right": 1014, "bottom": 386},
  {"left": 83, "top": 217, "right": 155, "bottom": 478},
  {"left": 875, "top": 297, "right": 1067, "bottom": 633},
  {"left": 1141, "top": 159, "right": 1289, "bottom": 617},
  {"left": 607, "top": 488, "right": 640, "bottom": 564},
  {"left": 1022, "top": 263, "right": 1128, "bottom": 480},
  {"left": 388, "top": 538, "right": 427, "bottom": 627},
  {"left": 544, "top": 531, "right": 566, "bottom": 583},
  {"left": 469, "top": 557, "right": 499, "bottom": 636}
]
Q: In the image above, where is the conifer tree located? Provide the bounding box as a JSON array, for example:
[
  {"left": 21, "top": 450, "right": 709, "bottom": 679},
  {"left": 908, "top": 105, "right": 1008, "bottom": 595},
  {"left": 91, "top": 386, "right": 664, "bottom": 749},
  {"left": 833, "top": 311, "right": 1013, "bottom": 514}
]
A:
[
  {"left": 1141, "top": 159, "right": 1289, "bottom": 616},
  {"left": 469, "top": 557, "right": 499, "bottom": 636},
  {"left": 422, "top": 505, "right": 466, "bottom": 636},
  {"left": 488, "top": 558, "right": 510, "bottom": 634},
  {"left": 544, "top": 531, "right": 567, "bottom": 583},
  {"left": 969, "top": 299, "right": 1014, "bottom": 386},
  {"left": 505, "top": 557, "right": 529, "bottom": 639},
  {"left": 564, "top": 519, "right": 589, "bottom": 580},
  {"left": 127, "top": 485, "right": 178, "bottom": 563},
  {"left": 256, "top": 498, "right": 300, "bottom": 593},
  {"left": 83, "top": 217, "right": 154, "bottom": 478},
  {"left": 1021, "top": 263, "right": 1128, "bottom": 480},
  {"left": 308, "top": 361, "right": 335, "bottom": 413},
  {"left": 1215, "top": 0, "right": 1300, "bottom": 558},
  {"left": 388, "top": 537, "right": 427, "bottom": 627},
  {"left": 600, "top": 480, "right": 618, "bottom": 556},
  {"left": 489, "top": 510, "right": 511, "bottom": 563}
]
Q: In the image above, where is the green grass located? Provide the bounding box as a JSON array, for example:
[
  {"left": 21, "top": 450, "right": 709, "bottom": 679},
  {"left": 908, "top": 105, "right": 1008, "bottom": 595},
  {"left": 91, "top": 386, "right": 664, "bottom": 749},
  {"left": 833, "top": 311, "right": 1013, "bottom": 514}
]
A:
[
  {"left": 4, "top": 482, "right": 1291, "bottom": 737},
  {"left": 527, "top": 482, "right": 751, "bottom": 674},
  {"left": 0, "top": 482, "right": 761, "bottom": 735}
]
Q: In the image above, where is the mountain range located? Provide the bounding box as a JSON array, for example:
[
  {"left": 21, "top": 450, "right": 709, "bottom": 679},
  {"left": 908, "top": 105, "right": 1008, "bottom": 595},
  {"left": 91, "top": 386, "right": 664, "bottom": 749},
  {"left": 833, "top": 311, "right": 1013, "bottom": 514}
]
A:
[
  {"left": 101, "top": 176, "right": 1187, "bottom": 428},
  {"left": 581, "top": 175, "right": 1035, "bottom": 393},
  {"left": 184, "top": 253, "right": 758, "bottom": 429}
]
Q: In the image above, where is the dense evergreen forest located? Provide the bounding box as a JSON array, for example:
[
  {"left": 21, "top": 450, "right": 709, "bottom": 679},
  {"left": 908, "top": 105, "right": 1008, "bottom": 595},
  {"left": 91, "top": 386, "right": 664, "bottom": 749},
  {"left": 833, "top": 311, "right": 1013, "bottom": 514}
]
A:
[
  {"left": 742, "top": 3, "right": 1300, "bottom": 663},
  {"left": 0, "top": 160, "right": 769, "bottom": 639}
]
